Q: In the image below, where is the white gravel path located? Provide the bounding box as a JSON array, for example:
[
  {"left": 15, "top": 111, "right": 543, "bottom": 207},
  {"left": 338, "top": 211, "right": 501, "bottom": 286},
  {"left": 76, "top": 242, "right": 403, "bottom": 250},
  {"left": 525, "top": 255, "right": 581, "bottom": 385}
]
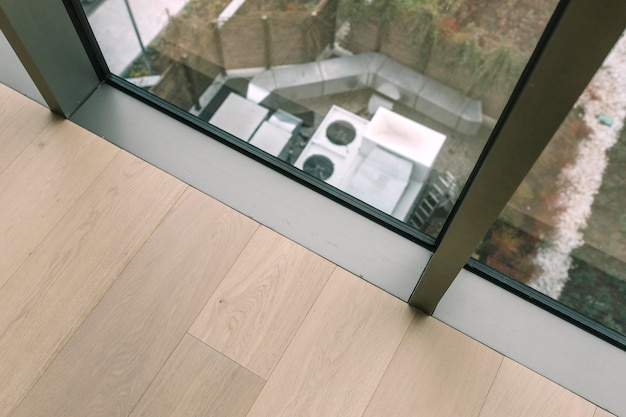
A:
[{"left": 529, "top": 32, "right": 626, "bottom": 299}]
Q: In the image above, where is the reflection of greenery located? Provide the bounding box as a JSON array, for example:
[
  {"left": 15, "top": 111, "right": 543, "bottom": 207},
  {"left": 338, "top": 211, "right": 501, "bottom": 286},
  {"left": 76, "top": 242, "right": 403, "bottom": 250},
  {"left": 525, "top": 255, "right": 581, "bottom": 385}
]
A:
[
  {"left": 339, "top": 0, "right": 525, "bottom": 99},
  {"left": 470, "top": 46, "right": 523, "bottom": 95},
  {"left": 475, "top": 219, "right": 540, "bottom": 282},
  {"left": 477, "top": 222, "right": 626, "bottom": 336},
  {"left": 561, "top": 258, "right": 626, "bottom": 335},
  {"left": 451, "top": 36, "right": 481, "bottom": 71},
  {"left": 339, "top": 0, "right": 400, "bottom": 26},
  {"left": 578, "top": 123, "right": 626, "bottom": 282},
  {"left": 268, "top": 0, "right": 320, "bottom": 11}
]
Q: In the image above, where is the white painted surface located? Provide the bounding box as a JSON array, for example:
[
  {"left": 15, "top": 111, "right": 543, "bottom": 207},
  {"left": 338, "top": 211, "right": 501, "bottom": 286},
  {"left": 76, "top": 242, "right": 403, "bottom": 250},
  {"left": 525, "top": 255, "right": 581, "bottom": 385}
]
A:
[
  {"left": 364, "top": 107, "right": 446, "bottom": 168},
  {"left": 294, "top": 106, "right": 369, "bottom": 188},
  {"left": 249, "top": 121, "right": 291, "bottom": 156}
]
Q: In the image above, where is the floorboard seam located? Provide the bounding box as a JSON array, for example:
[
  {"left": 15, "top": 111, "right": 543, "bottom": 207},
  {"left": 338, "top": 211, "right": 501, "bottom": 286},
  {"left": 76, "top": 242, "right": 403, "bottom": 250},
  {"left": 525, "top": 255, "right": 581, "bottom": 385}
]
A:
[{"left": 474, "top": 355, "right": 505, "bottom": 417}]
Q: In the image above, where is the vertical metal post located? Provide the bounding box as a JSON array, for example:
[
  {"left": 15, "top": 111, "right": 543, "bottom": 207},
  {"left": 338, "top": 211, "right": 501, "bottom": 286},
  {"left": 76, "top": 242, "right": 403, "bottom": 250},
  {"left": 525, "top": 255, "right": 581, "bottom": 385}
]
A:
[
  {"left": 311, "top": 0, "right": 338, "bottom": 52},
  {"left": 262, "top": 15, "right": 271, "bottom": 69},
  {"left": 181, "top": 55, "right": 200, "bottom": 110},
  {"left": 123, "top": 0, "right": 152, "bottom": 75},
  {"left": 326, "top": 0, "right": 339, "bottom": 48},
  {"left": 0, "top": 0, "right": 101, "bottom": 116},
  {"left": 307, "top": 11, "right": 318, "bottom": 59},
  {"left": 409, "top": 0, "right": 626, "bottom": 314},
  {"left": 374, "top": 0, "right": 391, "bottom": 53},
  {"left": 374, "top": 21, "right": 384, "bottom": 52},
  {"left": 211, "top": 20, "right": 226, "bottom": 70}
]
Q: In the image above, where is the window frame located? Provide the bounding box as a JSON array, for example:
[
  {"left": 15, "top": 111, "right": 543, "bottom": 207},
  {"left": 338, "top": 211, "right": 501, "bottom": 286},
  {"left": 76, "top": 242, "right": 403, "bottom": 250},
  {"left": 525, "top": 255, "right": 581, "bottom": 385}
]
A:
[{"left": 2, "top": 0, "right": 626, "bottom": 414}]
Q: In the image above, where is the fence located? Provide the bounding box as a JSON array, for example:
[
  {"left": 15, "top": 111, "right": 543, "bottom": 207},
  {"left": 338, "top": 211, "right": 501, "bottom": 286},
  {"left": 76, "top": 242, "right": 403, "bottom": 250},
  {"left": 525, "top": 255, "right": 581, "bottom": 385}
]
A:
[
  {"left": 342, "top": 9, "right": 524, "bottom": 118},
  {"left": 158, "top": 0, "right": 336, "bottom": 71}
]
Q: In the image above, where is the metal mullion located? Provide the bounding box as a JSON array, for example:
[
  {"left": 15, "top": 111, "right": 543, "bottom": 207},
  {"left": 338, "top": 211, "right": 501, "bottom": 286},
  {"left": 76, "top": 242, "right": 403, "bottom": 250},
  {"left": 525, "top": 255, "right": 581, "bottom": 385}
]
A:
[
  {"left": 410, "top": 0, "right": 626, "bottom": 313},
  {"left": 0, "top": 0, "right": 101, "bottom": 117}
]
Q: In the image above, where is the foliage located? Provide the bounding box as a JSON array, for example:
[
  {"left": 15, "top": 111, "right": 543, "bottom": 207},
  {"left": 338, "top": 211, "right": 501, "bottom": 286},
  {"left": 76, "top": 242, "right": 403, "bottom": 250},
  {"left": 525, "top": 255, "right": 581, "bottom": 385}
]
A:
[
  {"left": 475, "top": 219, "right": 541, "bottom": 282},
  {"left": 121, "top": 46, "right": 162, "bottom": 78},
  {"left": 339, "top": 0, "right": 527, "bottom": 100},
  {"left": 338, "top": 0, "right": 396, "bottom": 25},
  {"left": 414, "top": 9, "right": 438, "bottom": 71},
  {"left": 560, "top": 258, "right": 626, "bottom": 335},
  {"left": 265, "top": 0, "right": 320, "bottom": 12},
  {"left": 469, "top": 46, "right": 523, "bottom": 95},
  {"left": 449, "top": 35, "right": 481, "bottom": 70}
]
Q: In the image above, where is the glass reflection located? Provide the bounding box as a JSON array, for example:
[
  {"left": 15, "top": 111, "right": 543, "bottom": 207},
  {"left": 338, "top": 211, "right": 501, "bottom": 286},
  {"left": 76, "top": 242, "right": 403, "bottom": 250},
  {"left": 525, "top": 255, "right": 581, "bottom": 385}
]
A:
[
  {"left": 475, "top": 32, "right": 626, "bottom": 335},
  {"left": 82, "top": 0, "right": 558, "bottom": 238}
]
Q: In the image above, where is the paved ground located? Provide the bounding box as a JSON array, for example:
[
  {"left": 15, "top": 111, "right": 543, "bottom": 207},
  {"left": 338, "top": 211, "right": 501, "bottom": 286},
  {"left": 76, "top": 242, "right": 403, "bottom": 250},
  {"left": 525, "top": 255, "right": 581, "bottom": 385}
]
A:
[{"left": 86, "top": 0, "right": 188, "bottom": 74}]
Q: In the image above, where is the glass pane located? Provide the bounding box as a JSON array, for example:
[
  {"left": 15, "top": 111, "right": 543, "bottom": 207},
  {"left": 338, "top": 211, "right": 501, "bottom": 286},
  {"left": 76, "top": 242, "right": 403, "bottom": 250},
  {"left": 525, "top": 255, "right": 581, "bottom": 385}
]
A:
[
  {"left": 82, "top": 0, "right": 558, "bottom": 238},
  {"left": 474, "top": 32, "right": 626, "bottom": 335}
]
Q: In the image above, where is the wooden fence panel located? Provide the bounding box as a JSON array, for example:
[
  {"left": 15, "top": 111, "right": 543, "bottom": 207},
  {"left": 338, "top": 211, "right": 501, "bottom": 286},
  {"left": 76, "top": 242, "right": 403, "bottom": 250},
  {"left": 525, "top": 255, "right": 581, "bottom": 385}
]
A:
[{"left": 221, "top": 14, "right": 266, "bottom": 69}]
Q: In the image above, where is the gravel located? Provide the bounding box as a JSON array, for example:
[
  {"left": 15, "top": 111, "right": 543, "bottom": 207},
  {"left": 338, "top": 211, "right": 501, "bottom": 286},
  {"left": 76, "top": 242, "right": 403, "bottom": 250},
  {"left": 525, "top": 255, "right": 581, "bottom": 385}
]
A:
[{"left": 529, "top": 32, "right": 626, "bottom": 299}]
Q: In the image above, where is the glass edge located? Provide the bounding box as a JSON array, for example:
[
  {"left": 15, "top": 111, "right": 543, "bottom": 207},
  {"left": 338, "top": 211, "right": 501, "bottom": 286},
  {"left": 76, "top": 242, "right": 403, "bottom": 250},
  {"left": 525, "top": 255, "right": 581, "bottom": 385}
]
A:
[{"left": 60, "top": 0, "right": 110, "bottom": 80}]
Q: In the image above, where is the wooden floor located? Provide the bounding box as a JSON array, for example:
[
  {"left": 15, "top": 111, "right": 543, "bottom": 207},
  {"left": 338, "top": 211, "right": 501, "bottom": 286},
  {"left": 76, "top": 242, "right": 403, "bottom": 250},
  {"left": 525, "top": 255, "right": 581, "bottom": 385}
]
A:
[{"left": 0, "top": 82, "right": 615, "bottom": 417}]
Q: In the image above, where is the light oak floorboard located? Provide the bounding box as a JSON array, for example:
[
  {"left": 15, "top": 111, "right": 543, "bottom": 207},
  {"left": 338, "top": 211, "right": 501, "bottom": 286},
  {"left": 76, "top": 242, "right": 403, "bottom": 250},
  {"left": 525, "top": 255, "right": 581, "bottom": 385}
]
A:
[
  {"left": 0, "top": 83, "right": 55, "bottom": 174},
  {"left": 0, "top": 151, "right": 185, "bottom": 417},
  {"left": 363, "top": 313, "right": 503, "bottom": 417},
  {"left": 189, "top": 226, "right": 335, "bottom": 379},
  {"left": 595, "top": 408, "right": 618, "bottom": 417},
  {"left": 130, "top": 334, "right": 265, "bottom": 417},
  {"left": 0, "top": 118, "right": 118, "bottom": 288},
  {"left": 10, "top": 188, "right": 258, "bottom": 417},
  {"left": 245, "top": 268, "right": 415, "bottom": 417},
  {"left": 478, "top": 358, "right": 597, "bottom": 417},
  {"left": 0, "top": 88, "right": 614, "bottom": 417}
]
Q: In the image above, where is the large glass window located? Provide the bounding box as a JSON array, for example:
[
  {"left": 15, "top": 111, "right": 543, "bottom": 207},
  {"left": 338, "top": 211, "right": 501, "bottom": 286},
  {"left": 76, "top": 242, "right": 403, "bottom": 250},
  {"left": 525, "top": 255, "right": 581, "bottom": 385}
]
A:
[
  {"left": 4, "top": 2, "right": 625, "bottom": 411},
  {"left": 474, "top": 32, "right": 626, "bottom": 336},
  {"left": 81, "top": 0, "right": 559, "bottom": 239}
]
